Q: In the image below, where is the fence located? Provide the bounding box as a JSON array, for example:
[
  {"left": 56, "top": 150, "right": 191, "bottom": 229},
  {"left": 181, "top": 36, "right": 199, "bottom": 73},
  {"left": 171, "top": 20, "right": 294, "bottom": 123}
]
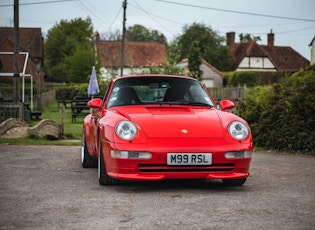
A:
[
  {"left": 0, "top": 104, "right": 23, "bottom": 123},
  {"left": 0, "top": 89, "right": 56, "bottom": 122},
  {"left": 207, "top": 85, "right": 247, "bottom": 103}
]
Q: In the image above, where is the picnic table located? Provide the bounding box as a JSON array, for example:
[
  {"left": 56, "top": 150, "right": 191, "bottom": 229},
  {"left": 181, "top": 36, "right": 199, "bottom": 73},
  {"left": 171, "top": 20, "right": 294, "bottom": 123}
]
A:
[{"left": 70, "top": 97, "right": 91, "bottom": 122}]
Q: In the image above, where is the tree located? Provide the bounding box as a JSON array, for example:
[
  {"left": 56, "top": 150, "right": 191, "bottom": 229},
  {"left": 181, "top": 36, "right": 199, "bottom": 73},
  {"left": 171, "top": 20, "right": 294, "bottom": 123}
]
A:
[
  {"left": 239, "top": 33, "right": 261, "bottom": 43},
  {"left": 188, "top": 41, "right": 202, "bottom": 80},
  {"left": 175, "top": 22, "right": 233, "bottom": 71},
  {"left": 144, "top": 61, "right": 184, "bottom": 75},
  {"left": 126, "top": 24, "right": 162, "bottom": 42},
  {"left": 45, "top": 17, "right": 96, "bottom": 82},
  {"left": 166, "top": 37, "right": 181, "bottom": 65},
  {"left": 64, "top": 47, "right": 98, "bottom": 83},
  {"left": 102, "top": 28, "right": 122, "bottom": 41}
]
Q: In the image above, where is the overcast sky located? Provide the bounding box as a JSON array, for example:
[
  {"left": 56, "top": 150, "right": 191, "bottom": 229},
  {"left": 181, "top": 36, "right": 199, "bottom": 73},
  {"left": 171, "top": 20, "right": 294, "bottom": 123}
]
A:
[{"left": 1, "top": 0, "right": 314, "bottom": 61}]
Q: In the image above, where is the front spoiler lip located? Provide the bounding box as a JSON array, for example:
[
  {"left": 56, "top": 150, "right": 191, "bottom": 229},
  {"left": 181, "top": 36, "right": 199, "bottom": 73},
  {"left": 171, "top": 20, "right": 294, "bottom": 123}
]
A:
[{"left": 107, "top": 172, "right": 249, "bottom": 181}]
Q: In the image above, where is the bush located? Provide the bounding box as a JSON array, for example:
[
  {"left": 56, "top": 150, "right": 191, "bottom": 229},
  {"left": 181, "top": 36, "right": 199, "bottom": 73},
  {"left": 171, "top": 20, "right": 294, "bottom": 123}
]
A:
[
  {"left": 54, "top": 80, "right": 111, "bottom": 100},
  {"left": 224, "top": 71, "right": 284, "bottom": 87},
  {"left": 227, "top": 71, "right": 258, "bottom": 87},
  {"left": 237, "top": 65, "right": 315, "bottom": 154}
]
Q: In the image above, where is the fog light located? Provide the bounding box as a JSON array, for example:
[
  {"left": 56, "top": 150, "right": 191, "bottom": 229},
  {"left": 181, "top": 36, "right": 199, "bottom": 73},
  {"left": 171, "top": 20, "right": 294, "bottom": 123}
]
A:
[
  {"left": 110, "top": 150, "right": 152, "bottom": 159},
  {"left": 225, "top": 151, "right": 252, "bottom": 159}
]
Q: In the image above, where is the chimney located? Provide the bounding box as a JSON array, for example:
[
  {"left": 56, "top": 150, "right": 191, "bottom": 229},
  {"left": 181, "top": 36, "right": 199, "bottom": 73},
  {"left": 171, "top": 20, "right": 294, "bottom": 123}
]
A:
[
  {"left": 95, "top": 32, "right": 100, "bottom": 42},
  {"left": 268, "top": 29, "right": 274, "bottom": 46},
  {"left": 226, "top": 32, "right": 236, "bottom": 54},
  {"left": 226, "top": 32, "right": 235, "bottom": 47}
]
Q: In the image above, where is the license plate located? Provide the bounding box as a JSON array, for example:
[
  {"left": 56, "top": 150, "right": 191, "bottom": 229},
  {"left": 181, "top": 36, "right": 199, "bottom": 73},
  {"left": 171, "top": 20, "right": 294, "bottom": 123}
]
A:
[{"left": 167, "top": 153, "right": 212, "bottom": 165}]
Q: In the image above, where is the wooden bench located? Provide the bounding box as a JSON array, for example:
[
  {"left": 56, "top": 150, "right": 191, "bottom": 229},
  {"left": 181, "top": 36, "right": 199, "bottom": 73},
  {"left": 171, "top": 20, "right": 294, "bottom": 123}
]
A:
[
  {"left": 70, "top": 96, "right": 97, "bottom": 122},
  {"left": 71, "top": 102, "right": 90, "bottom": 123},
  {"left": 57, "top": 99, "right": 72, "bottom": 108}
]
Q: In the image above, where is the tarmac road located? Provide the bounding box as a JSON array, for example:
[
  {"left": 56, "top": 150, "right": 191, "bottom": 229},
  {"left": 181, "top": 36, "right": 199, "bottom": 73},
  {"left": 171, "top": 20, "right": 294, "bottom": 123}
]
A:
[{"left": 0, "top": 145, "right": 314, "bottom": 230}]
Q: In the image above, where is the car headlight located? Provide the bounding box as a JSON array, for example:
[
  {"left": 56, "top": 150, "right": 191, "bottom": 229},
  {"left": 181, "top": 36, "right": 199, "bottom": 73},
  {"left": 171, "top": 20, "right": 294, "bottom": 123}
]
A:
[
  {"left": 115, "top": 120, "right": 138, "bottom": 140},
  {"left": 228, "top": 121, "right": 249, "bottom": 141}
]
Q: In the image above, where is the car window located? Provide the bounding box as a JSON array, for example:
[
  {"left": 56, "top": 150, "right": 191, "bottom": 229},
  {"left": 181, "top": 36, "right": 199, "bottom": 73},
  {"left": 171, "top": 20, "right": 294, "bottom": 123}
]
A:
[{"left": 106, "top": 76, "right": 214, "bottom": 108}]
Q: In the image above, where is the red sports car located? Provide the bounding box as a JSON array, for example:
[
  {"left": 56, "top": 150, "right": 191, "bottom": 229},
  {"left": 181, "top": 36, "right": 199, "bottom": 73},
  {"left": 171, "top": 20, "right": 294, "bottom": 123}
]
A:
[{"left": 81, "top": 74, "right": 253, "bottom": 186}]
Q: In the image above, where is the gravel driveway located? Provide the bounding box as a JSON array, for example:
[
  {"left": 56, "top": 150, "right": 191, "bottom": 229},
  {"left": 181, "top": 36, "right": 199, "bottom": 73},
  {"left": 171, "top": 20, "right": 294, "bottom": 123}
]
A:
[{"left": 0, "top": 145, "right": 314, "bottom": 230}]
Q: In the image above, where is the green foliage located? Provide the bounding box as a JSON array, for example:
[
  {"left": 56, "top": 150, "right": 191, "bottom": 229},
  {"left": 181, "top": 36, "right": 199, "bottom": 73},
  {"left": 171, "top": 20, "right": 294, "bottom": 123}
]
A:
[
  {"left": 188, "top": 41, "right": 202, "bottom": 80},
  {"left": 55, "top": 80, "right": 109, "bottom": 99},
  {"left": 212, "top": 46, "right": 234, "bottom": 72},
  {"left": 176, "top": 22, "right": 233, "bottom": 70},
  {"left": 45, "top": 17, "right": 96, "bottom": 82},
  {"left": 142, "top": 61, "right": 185, "bottom": 76},
  {"left": 126, "top": 24, "right": 162, "bottom": 42},
  {"left": 239, "top": 33, "right": 261, "bottom": 42},
  {"left": 64, "top": 47, "right": 97, "bottom": 83},
  {"left": 166, "top": 37, "right": 181, "bottom": 64},
  {"left": 229, "top": 72, "right": 259, "bottom": 87},
  {"left": 237, "top": 65, "right": 315, "bottom": 154}
]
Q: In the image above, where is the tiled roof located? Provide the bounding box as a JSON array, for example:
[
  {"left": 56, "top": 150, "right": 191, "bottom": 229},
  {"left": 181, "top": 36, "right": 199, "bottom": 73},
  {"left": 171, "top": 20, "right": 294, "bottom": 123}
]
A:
[
  {"left": 96, "top": 40, "right": 167, "bottom": 68},
  {"left": 229, "top": 40, "right": 309, "bottom": 72},
  {"left": 178, "top": 58, "right": 224, "bottom": 77},
  {"left": 261, "top": 45, "right": 309, "bottom": 72},
  {"left": 0, "top": 27, "right": 43, "bottom": 59}
]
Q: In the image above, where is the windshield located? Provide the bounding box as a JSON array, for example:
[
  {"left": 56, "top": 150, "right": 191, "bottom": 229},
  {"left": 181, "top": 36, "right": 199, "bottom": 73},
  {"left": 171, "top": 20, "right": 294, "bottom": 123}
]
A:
[{"left": 107, "top": 76, "right": 214, "bottom": 108}]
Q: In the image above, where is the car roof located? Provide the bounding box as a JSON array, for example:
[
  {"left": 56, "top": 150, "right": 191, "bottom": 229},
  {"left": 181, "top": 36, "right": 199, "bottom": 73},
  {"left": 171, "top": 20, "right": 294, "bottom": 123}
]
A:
[{"left": 112, "top": 74, "right": 199, "bottom": 83}]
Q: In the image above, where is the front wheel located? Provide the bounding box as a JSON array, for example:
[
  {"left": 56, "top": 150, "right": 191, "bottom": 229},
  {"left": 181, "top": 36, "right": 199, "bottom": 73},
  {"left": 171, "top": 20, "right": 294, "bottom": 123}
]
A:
[
  {"left": 222, "top": 178, "right": 247, "bottom": 186},
  {"left": 98, "top": 136, "right": 120, "bottom": 185}
]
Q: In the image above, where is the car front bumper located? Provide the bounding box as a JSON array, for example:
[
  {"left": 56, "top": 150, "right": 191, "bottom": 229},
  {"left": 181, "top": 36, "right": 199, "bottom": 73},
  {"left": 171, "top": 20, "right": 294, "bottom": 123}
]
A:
[{"left": 101, "top": 138, "right": 253, "bottom": 181}]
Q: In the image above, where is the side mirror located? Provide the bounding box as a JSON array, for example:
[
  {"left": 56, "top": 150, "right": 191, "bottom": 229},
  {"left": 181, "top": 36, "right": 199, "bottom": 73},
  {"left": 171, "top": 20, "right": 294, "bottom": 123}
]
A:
[
  {"left": 220, "top": 99, "right": 235, "bottom": 112},
  {"left": 87, "top": 98, "right": 102, "bottom": 109}
]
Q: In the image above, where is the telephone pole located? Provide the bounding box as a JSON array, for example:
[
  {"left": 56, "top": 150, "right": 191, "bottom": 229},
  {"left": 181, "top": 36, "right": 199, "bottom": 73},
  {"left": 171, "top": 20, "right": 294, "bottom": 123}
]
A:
[
  {"left": 120, "top": 0, "right": 127, "bottom": 76},
  {"left": 13, "top": 0, "right": 20, "bottom": 104}
]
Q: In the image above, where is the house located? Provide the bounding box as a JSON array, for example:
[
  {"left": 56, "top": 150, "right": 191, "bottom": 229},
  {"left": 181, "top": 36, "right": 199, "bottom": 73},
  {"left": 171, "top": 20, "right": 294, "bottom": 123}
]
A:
[
  {"left": 309, "top": 36, "right": 315, "bottom": 65},
  {"left": 0, "top": 27, "right": 44, "bottom": 82},
  {"left": 177, "top": 58, "right": 224, "bottom": 87},
  {"left": 226, "top": 31, "right": 310, "bottom": 72},
  {"left": 95, "top": 32, "right": 167, "bottom": 78}
]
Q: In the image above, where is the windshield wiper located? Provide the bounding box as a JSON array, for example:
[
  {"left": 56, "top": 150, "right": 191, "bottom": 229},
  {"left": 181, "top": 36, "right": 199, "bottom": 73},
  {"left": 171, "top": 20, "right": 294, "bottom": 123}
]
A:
[
  {"left": 158, "top": 101, "right": 214, "bottom": 108},
  {"left": 183, "top": 102, "right": 214, "bottom": 108}
]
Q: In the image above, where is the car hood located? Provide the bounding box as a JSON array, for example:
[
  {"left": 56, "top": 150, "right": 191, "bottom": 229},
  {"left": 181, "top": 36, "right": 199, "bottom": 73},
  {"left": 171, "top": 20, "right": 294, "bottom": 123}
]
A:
[{"left": 112, "top": 105, "right": 224, "bottom": 138}]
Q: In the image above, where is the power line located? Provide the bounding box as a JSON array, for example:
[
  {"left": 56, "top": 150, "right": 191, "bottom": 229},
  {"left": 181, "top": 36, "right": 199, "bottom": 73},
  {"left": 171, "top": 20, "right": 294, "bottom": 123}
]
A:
[
  {"left": 76, "top": 0, "right": 110, "bottom": 27},
  {"left": 86, "top": 0, "right": 111, "bottom": 24},
  {"left": 152, "top": 0, "right": 315, "bottom": 22},
  {"left": 131, "top": 0, "right": 176, "bottom": 36},
  {"left": 0, "top": 0, "right": 77, "bottom": 7},
  {"left": 131, "top": 0, "right": 183, "bottom": 26},
  {"left": 277, "top": 25, "right": 315, "bottom": 34},
  {"left": 108, "top": 6, "right": 122, "bottom": 31}
]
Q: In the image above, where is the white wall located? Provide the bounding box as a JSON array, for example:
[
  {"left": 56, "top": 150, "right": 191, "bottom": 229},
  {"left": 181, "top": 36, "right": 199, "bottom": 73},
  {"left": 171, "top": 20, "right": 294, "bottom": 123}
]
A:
[
  {"left": 238, "top": 56, "right": 276, "bottom": 71},
  {"left": 311, "top": 40, "right": 315, "bottom": 65}
]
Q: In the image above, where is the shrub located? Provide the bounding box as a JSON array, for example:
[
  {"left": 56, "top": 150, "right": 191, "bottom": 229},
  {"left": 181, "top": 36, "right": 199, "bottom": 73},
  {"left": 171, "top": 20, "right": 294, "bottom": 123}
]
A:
[
  {"left": 236, "top": 65, "right": 315, "bottom": 154},
  {"left": 228, "top": 71, "right": 258, "bottom": 87}
]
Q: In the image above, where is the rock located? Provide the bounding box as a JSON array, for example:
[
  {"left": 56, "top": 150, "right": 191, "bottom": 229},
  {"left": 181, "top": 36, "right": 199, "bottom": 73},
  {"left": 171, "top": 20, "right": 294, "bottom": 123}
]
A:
[
  {"left": 0, "top": 118, "right": 29, "bottom": 136},
  {"left": 28, "top": 119, "right": 61, "bottom": 140},
  {"left": 0, "top": 118, "right": 61, "bottom": 140}
]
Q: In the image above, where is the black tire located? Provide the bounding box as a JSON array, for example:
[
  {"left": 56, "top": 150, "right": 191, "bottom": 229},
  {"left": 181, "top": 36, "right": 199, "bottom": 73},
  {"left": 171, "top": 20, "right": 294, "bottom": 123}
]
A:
[
  {"left": 98, "top": 135, "right": 120, "bottom": 185},
  {"left": 222, "top": 178, "right": 247, "bottom": 186},
  {"left": 81, "top": 132, "right": 97, "bottom": 168}
]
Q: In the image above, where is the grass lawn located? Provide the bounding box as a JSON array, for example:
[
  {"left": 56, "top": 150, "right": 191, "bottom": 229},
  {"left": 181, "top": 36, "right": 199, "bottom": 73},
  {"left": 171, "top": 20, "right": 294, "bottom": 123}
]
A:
[
  {"left": 34, "top": 100, "right": 84, "bottom": 140},
  {"left": 0, "top": 100, "right": 84, "bottom": 146}
]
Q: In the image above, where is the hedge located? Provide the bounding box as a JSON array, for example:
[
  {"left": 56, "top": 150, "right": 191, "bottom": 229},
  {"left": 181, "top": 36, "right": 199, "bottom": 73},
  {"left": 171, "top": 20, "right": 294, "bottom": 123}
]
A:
[{"left": 236, "top": 65, "right": 315, "bottom": 155}]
